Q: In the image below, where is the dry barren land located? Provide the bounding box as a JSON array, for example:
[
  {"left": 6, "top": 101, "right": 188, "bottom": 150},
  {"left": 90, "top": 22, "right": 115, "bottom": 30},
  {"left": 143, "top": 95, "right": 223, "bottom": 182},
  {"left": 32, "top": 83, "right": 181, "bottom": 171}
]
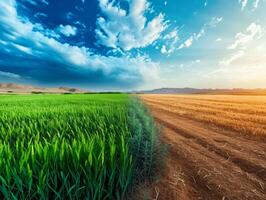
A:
[{"left": 141, "top": 94, "right": 266, "bottom": 200}]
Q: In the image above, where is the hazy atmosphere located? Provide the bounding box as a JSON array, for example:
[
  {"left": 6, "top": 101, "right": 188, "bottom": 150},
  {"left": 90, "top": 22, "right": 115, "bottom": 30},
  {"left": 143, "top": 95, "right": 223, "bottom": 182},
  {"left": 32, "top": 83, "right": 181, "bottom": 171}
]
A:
[{"left": 0, "top": 0, "right": 266, "bottom": 90}]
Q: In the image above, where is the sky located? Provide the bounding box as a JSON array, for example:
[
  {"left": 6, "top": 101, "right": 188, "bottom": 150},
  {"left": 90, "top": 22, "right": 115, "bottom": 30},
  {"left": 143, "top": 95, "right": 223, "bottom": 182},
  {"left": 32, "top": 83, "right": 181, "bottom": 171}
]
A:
[{"left": 0, "top": 0, "right": 266, "bottom": 90}]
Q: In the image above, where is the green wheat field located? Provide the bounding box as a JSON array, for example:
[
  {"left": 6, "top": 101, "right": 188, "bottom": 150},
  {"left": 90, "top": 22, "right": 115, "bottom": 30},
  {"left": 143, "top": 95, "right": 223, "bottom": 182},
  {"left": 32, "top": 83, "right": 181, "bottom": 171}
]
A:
[{"left": 0, "top": 94, "right": 162, "bottom": 200}]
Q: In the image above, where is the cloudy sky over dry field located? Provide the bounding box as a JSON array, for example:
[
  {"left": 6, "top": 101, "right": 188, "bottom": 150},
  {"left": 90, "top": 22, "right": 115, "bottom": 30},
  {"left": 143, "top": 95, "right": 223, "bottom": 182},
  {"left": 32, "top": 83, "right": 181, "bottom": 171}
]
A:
[{"left": 0, "top": 0, "right": 266, "bottom": 90}]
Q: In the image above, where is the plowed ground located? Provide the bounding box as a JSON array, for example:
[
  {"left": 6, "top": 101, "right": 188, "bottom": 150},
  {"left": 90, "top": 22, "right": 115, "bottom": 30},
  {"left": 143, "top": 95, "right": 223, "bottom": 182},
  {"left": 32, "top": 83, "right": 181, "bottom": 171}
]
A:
[{"left": 140, "top": 94, "right": 266, "bottom": 200}]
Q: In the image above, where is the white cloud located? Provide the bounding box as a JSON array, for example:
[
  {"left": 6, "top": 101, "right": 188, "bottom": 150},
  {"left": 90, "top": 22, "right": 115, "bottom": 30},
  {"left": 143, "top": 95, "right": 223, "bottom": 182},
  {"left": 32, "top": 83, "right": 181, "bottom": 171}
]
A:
[
  {"left": 228, "top": 23, "right": 263, "bottom": 49},
  {"left": 39, "top": 0, "right": 49, "bottom": 5},
  {"left": 0, "top": 0, "right": 160, "bottom": 88},
  {"left": 164, "top": 29, "right": 178, "bottom": 40},
  {"left": 178, "top": 17, "right": 222, "bottom": 50},
  {"left": 184, "top": 37, "right": 193, "bottom": 47},
  {"left": 0, "top": 71, "right": 20, "bottom": 79},
  {"left": 66, "top": 12, "right": 74, "bottom": 20},
  {"left": 178, "top": 37, "right": 193, "bottom": 49},
  {"left": 161, "top": 29, "right": 179, "bottom": 54},
  {"left": 208, "top": 17, "right": 223, "bottom": 27},
  {"left": 239, "top": 0, "right": 248, "bottom": 9},
  {"left": 220, "top": 50, "right": 245, "bottom": 66},
  {"left": 56, "top": 25, "right": 77, "bottom": 37},
  {"left": 253, "top": 0, "right": 260, "bottom": 9},
  {"left": 95, "top": 0, "right": 166, "bottom": 51},
  {"left": 25, "top": 0, "right": 49, "bottom": 6},
  {"left": 34, "top": 12, "right": 47, "bottom": 18},
  {"left": 12, "top": 43, "right": 32, "bottom": 54},
  {"left": 239, "top": 0, "right": 262, "bottom": 10},
  {"left": 25, "top": 0, "right": 37, "bottom": 6},
  {"left": 33, "top": 23, "right": 60, "bottom": 39},
  {"left": 161, "top": 45, "right": 167, "bottom": 54},
  {"left": 220, "top": 22, "right": 265, "bottom": 70},
  {"left": 216, "top": 38, "right": 222, "bottom": 42}
]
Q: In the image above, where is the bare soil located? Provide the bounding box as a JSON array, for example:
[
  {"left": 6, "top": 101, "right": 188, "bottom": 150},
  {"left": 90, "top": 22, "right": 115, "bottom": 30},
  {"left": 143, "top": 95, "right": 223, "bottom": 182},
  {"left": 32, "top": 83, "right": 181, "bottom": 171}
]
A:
[{"left": 140, "top": 95, "right": 266, "bottom": 200}]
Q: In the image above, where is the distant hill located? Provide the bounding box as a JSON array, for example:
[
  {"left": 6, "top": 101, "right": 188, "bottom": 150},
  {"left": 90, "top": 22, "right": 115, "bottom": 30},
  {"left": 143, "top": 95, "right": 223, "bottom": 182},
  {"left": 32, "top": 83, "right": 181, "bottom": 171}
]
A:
[
  {"left": 0, "top": 83, "right": 88, "bottom": 94},
  {"left": 135, "top": 88, "right": 266, "bottom": 95}
]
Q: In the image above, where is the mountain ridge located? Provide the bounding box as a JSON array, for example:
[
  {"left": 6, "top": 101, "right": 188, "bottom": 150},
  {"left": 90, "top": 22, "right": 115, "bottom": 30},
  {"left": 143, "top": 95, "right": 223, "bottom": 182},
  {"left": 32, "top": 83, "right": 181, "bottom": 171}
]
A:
[
  {"left": 0, "top": 83, "right": 88, "bottom": 94},
  {"left": 135, "top": 87, "right": 266, "bottom": 95}
]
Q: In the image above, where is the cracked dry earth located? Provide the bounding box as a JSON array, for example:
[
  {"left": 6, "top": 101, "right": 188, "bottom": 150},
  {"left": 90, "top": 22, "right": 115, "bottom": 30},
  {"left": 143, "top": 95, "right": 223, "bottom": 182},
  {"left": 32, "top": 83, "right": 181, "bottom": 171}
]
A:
[{"left": 140, "top": 94, "right": 266, "bottom": 200}]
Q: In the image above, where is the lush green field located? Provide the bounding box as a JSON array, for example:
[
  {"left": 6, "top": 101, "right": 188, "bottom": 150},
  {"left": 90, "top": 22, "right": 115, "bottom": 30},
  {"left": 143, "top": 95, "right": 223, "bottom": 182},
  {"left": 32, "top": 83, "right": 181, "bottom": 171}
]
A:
[{"left": 0, "top": 94, "right": 160, "bottom": 199}]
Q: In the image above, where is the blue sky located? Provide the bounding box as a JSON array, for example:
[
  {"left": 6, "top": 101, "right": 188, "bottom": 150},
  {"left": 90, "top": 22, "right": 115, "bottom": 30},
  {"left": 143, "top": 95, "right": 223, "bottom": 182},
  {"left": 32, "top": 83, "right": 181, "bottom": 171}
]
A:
[{"left": 0, "top": 0, "right": 266, "bottom": 90}]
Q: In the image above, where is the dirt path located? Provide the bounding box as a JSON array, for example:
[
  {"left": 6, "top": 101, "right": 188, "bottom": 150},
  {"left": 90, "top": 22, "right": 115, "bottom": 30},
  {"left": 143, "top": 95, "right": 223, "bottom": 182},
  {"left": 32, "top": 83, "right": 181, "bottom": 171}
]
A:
[{"left": 142, "top": 100, "right": 266, "bottom": 200}]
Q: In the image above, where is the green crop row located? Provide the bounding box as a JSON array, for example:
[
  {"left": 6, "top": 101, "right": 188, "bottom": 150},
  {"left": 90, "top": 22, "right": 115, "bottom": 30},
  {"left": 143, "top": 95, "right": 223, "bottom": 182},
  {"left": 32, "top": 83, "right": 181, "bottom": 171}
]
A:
[{"left": 0, "top": 94, "right": 162, "bottom": 199}]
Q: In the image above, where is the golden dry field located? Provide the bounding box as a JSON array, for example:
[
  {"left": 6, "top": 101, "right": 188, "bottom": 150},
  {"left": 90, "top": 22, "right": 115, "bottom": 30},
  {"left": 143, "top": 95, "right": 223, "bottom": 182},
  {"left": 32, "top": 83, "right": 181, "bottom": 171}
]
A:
[
  {"left": 140, "top": 94, "right": 266, "bottom": 200},
  {"left": 141, "top": 94, "right": 266, "bottom": 137}
]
